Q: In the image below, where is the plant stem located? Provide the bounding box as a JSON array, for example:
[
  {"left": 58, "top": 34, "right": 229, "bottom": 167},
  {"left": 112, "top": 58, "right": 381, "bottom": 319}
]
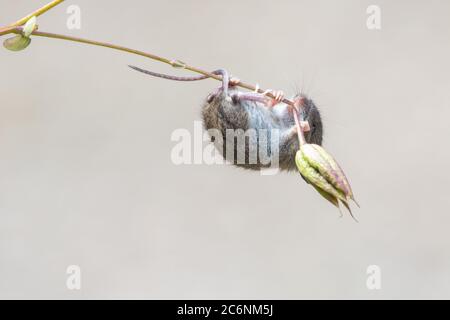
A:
[
  {"left": 1, "top": 0, "right": 296, "bottom": 106},
  {"left": 0, "top": 26, "right": 16, "bottom": 36},
  {"left": 26, "top": 29, "right": 295, "bottom": 105},
  {"left": 293, "top": 107, "right": 306, "bottom": 146},
  {"left": 9, "top": 0, "right": 65, "bottom": 27}
]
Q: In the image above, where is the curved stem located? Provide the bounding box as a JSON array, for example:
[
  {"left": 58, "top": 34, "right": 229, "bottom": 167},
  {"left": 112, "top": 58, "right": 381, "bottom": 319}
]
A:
[
  {"left": 32, "top": 30, "right": 174, "bottom": 65},
  {"left": 2, "top": 0, "right": 296, "bottom": 107},
  {"left": 28, "top": 30, "right": 295, "bottom": 106}
]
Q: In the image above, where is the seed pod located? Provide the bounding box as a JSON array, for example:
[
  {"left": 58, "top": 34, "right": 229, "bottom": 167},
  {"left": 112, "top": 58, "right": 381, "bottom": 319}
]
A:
[
  {"left": 295, "top": 150, "right": 347, "bottom": 202},
  {"left": 295, "top": 145, "right": 358, "bottom": 219},
  {"left": 3, "top": 35, "right": 32, "bottom": 52},
  {"left": 309, "top": 144, "right": 357, "bottom": 204},
  {"left": 300, "top": 144, "right": 358, "bottom": 204}
]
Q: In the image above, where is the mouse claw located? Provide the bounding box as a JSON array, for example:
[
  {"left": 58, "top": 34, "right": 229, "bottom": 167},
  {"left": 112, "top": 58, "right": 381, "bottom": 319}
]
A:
[
  {"left": 274, "top": 90, "right": 284, "bottom": 102},
  {"left": 229, "top": 77, "right": 240, "bottom": 86},
  {"left": 264, "top": 90, "right": 284, "bottom": 107}
]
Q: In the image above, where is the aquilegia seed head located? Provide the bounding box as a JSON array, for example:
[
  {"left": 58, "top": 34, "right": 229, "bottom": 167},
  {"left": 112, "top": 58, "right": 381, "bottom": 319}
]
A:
[{"left": 295, "top": 144, "right": 359, "bottom": 219}]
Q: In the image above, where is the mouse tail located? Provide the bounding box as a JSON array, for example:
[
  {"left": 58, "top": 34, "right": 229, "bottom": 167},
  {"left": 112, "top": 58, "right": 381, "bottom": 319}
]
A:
[{"left": 128, "top": 65, "right": 211, "bottom": 81}]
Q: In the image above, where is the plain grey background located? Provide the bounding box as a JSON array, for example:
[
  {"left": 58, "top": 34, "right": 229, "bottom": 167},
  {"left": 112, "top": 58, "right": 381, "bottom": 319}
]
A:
[{"left": 1, "top": 0, "right": 449, "bottom": 299}]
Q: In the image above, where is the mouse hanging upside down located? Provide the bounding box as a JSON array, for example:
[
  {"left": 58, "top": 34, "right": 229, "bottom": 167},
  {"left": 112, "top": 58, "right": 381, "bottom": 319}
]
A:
[{"left": 129, "top": 66, "right": 323, "bottom": 171}]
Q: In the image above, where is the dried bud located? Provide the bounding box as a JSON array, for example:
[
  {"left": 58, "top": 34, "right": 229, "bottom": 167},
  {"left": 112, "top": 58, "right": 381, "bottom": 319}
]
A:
[
  {"left": 295, "top": 144, "right": 358, "bottom": 218},
  {"left": 3, "top": 35, "right": 32, "bottom": 52}
]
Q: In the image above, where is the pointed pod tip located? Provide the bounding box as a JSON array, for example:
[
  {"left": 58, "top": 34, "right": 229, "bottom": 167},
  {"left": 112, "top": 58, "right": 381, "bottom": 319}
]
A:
[
  {"left": 351, "top": 196, "right": 360, "bottom": 208},
  {"left": 337, "top": 201, "right": 344, "bottom": 218},
  {"left": 341, "top": 200, "right": 359, "bottom": 223}
]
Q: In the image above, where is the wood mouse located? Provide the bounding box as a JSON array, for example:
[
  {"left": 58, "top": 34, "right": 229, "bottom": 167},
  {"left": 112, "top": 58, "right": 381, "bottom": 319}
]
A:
[{"left": 129, "top": 66, "right": 323, "bottom": 171}]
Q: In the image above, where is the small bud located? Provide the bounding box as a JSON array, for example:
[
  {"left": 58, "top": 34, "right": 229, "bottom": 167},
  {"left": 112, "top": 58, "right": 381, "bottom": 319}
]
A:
[
  {"left": 22, "top": 16, "right": 37, "bottom": 37},
  {"left": 3, "top": 35, "right": 32, "bottom": 52}
]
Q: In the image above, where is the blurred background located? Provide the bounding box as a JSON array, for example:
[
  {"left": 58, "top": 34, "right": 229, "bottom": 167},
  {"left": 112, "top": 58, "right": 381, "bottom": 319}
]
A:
[{"left": 1, "top": 0, "right": 449, "bottom": 299}]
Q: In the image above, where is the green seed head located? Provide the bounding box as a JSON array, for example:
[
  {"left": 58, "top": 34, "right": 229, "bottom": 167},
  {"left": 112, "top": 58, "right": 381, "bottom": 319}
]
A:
[
  {"left": 295, "top": 145, "right": 358, "bottom": 218},
  {"left": 300, "top": 144, "right": 355, "bottom": 200}
]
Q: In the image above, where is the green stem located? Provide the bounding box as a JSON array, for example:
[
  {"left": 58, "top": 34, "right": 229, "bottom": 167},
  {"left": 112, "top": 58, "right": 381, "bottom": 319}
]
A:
[{"left": 0, "top": 26, "right": 16, "bottom": 36}]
